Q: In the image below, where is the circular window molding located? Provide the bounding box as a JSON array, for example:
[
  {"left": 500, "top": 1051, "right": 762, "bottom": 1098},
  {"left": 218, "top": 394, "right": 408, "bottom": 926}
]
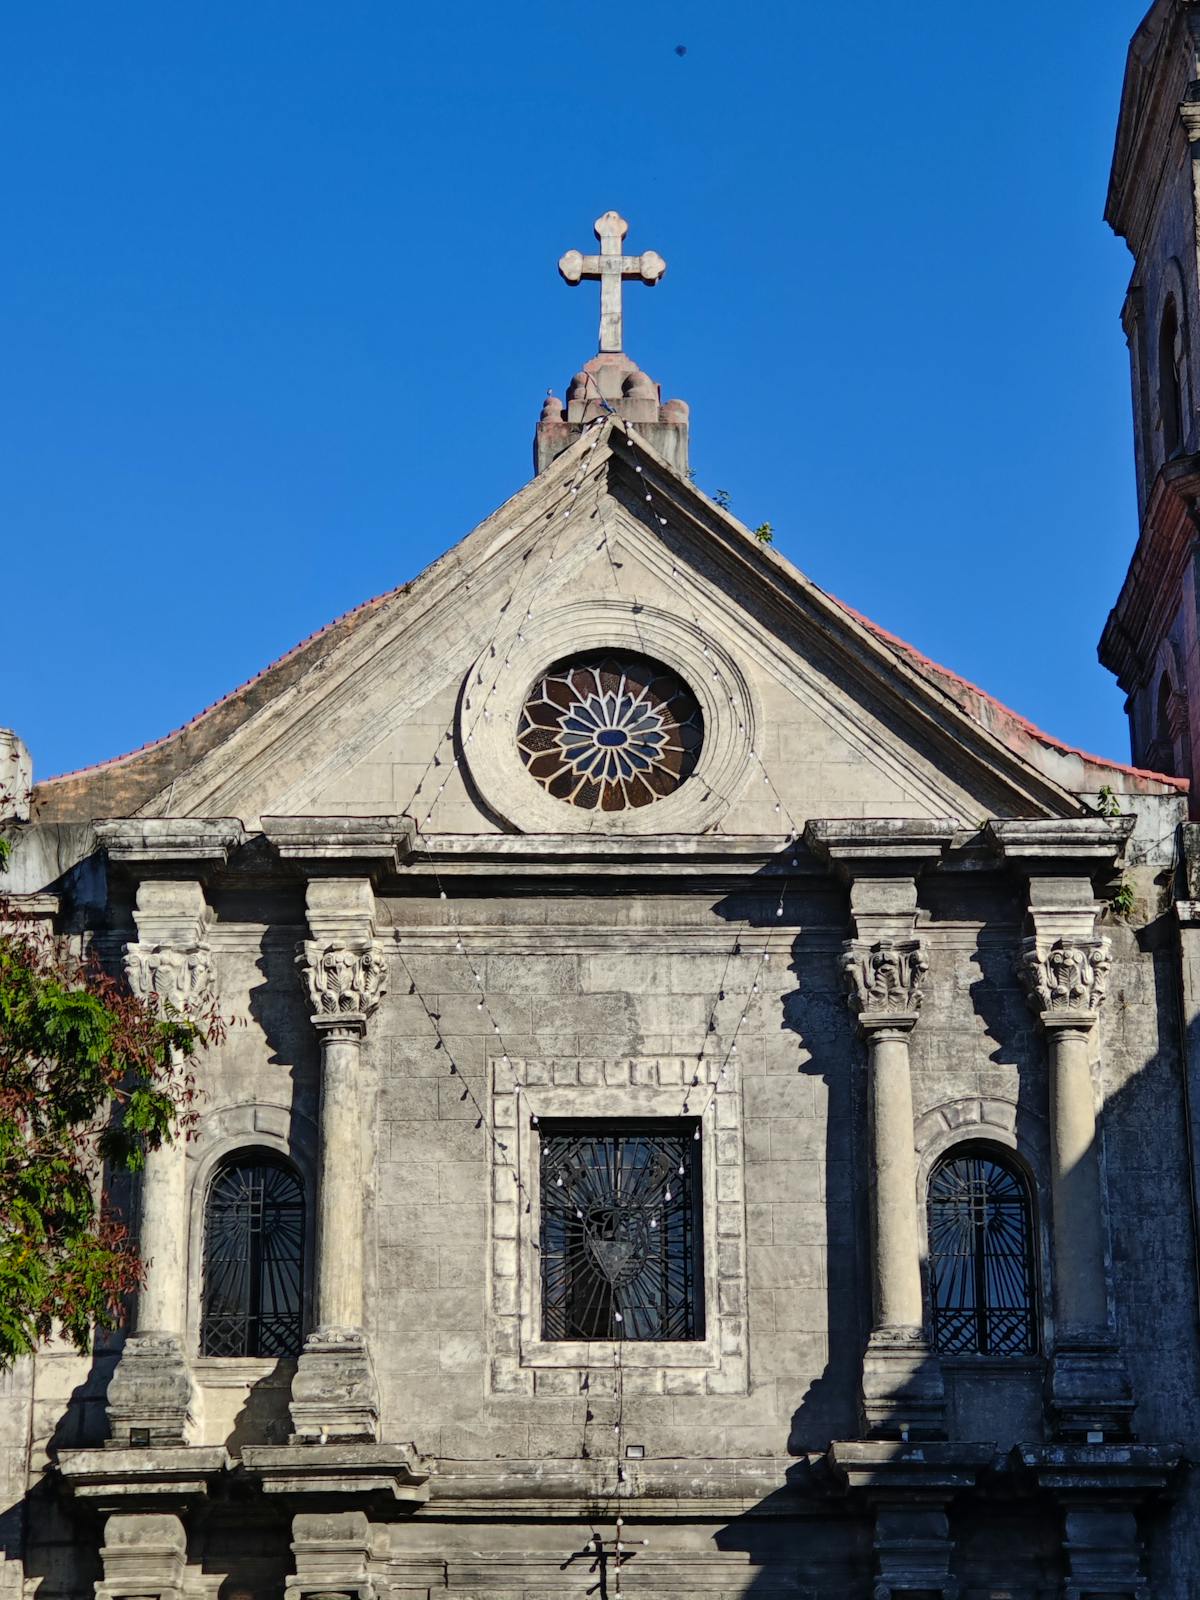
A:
[{"left": 463, "top": 600, "right": 759, "bottom": 835}]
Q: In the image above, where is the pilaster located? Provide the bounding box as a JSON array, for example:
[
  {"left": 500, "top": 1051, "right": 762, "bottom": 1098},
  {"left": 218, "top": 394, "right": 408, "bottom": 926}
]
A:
[
  {"left": 287, "top": 1510, "right": 373, "bottom": 1600},
  {"left": 825, "top": 1441, "right": 993, "bottom": 1599},
  {"left": 57, "top": 1445, "right": 230, "bottom": 1600},
  {"left": 1012, "top": 1444, "right": 1182, "bottom": 1599},
  {"left": 96, "top": 1512, "right": 187, "bottom": 1600}
]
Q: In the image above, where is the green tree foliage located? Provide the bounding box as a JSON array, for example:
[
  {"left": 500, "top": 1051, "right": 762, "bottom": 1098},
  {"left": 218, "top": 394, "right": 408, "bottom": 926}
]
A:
[{"left": 0, "top": 916, "right": 210, "bottom": 1367}]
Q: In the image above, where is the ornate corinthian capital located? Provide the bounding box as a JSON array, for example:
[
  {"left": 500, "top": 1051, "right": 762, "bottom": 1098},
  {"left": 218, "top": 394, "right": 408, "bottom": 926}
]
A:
[
  {"left": 124, "top": 943, "right": 216, "bottom": 1017},
  {"left": 298, "top": 940, "right": 388, "bottom": 1023},
  {"left": 841, "top": 937, "right": 928, "bottom": 1022},
  {"left": 1019, "top": 936, "right": 1111, "bottom": 1020}
]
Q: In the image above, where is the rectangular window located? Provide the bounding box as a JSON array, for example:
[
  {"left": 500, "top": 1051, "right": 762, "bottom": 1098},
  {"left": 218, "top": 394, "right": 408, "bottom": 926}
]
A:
[{"left": 539, "top": 1120, "right": 704, "bottom": 1341}]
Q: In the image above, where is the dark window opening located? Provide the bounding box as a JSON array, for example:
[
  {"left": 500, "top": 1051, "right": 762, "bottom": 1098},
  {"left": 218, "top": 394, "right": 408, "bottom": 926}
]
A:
[
  {"left": 540, "top": 1121, "right": 704, "bottom": 1341},
  {"left": 1160, "top": 296, "right": 1186, "bottom": 458},
  {"left": 927, "top": 1150, "right": 1036, "bottom": 1357},
  {"left": 200, "top": 1155, "right": 305, "bottom": 1357}
]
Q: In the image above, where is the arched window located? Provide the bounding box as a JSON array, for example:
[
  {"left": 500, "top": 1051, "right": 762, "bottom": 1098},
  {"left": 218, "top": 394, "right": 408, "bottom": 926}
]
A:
[
  {"left": 927, "top": 1149, "right": 1036, "bottom": 1357},
  {"left": 1159, "top": 296, "right": 1186, "bottom": 458},
  {"left": 200, "top": 1154, "right": 305, "bottom": 1357}
]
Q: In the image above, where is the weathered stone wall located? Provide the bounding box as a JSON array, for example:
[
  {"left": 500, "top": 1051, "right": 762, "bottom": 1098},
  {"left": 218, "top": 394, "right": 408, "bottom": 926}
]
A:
[{"left": 7, "top": 818, "right": 1198, "bottom": 1595}]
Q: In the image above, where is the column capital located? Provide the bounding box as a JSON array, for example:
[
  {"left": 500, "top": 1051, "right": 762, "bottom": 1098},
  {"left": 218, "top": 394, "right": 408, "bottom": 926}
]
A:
[
  {"left": 125, "top": 943, "right": 217, "bottom": 1019},
  {"left": 842, "top": 937, "right": 929, "bottom": 1031},
  {"left": 297, "top": 940, "right": 388, "bottom": 1028},
  {"left": 1019, "top": 936, "right": 1111, "bottom": 1028},
  {"left": 124, "top": 880, "right": 216, "bottom": 1019}
]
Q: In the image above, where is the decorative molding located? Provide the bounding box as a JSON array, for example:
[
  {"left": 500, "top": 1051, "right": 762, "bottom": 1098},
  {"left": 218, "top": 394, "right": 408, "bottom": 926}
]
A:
[
  {"left": 95, "top": 817, "right": 244, "bottom": 865},
  {"left": 841, "top": 938, "right": 928, "bottom": 1024},
  {"left": 488, "top": 1057, "right": 748, "bottom": 1396},
  {"left": 124, "top": 943, "right": 216, "bottom": 1018},
  {"left": 462, "top": 598, "right": 759, "bottom": 836},
  {"left": 261, "top": 814, "right": 412, "bottom": 868},
  {"left": 297, "top": 941, "right": 388, "bottom": 1025},
  {"left": 1019, "top": 937, "right": 1111, "bottom": 1021}
]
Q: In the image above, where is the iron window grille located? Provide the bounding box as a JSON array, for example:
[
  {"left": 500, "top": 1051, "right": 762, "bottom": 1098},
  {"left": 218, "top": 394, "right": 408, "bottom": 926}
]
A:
[
  {"left": 539, "top": 1120, "right": 704, "bottom": 1341},
  {"left": 200, "top": 1156, "right": 305, "bottom": 1358},
  {"left": 927, "top": 1150, "right": 1037, "bottom": 1357}
]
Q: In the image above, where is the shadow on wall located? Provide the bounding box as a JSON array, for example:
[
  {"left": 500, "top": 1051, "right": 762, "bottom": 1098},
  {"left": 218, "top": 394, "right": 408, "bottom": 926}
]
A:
[{"left": 712, "top": 863, "right": 867, "bottom": 1455}]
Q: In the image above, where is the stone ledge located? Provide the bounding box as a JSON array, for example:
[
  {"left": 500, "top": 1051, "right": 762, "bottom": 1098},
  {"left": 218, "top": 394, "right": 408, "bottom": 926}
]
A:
[
  {"left": 57, "top": 1445, "right": 230, "bottom": 1505},
  {"left": 985, "top": 816, "right": 1135, "bottom": 866},
  {"left": 825, "top": 1440, "right": 993, "bottom": 1495},
  {"left": 241, "top": 1442, "right": 431, "bottom": 1503},
  {"left": 261, "top": 814, "right": 413, "bottom": 870},
  {"left": 94, "top": 818, "right": 245, "bottom": 865},
  {"left": 1011, "top": 1441, "right": 1183, "bottom": 1496}
]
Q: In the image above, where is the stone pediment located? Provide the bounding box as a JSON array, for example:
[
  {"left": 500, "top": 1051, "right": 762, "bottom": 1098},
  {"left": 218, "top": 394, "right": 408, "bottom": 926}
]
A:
[{"left": 34, "top": 421, "right": 1177, "bottom": 833}]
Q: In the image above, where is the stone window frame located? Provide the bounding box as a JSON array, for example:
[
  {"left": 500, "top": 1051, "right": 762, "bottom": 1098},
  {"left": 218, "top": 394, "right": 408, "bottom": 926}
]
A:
[
  {"left": 184, "top": 1101, "right": 317, "bottom": 1375},
  {"left": 913, "top": 1097, "right": 1050, "bottom": 1365},
  {"left": 488, "top": 1057, "right": 749, "bottom": 1397},
  {"left": 463, "top": 598, "right": 759, "bottom": 836}
]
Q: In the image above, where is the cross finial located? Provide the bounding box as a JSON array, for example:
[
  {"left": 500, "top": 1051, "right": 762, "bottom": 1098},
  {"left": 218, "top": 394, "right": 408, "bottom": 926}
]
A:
[{"left": 559, "top": 211, "right": 666, "bottom": 355}]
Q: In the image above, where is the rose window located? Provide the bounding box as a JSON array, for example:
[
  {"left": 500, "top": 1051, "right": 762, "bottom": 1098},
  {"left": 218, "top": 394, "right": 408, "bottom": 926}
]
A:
[{"left": 516, "top": 653, "right": 703, "bottom": 811}]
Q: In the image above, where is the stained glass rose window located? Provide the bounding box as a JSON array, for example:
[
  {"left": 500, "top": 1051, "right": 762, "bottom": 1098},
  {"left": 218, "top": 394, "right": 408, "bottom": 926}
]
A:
[{"left": 516, "top": 652, "right": 703, "bottom": 811}]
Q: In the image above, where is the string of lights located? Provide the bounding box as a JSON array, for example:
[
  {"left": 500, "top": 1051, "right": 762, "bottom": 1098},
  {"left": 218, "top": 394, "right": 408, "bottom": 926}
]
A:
[
  {"left": 386, "top": 398, "right": 810, "bottom": 1587},
  {"left": 398, "top": 415, "right": 610, "bottom": 838}
]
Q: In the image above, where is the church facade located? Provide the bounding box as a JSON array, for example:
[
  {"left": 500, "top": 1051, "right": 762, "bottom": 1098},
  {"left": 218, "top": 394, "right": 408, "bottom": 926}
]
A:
[{"left": 7, "top": 8, "right": 1200, "bottom": 1596}]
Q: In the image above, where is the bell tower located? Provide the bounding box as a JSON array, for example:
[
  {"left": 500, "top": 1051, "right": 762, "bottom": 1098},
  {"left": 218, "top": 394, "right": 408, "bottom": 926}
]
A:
[{"left": 1100, "top": 0, "right": 1200, "bottom": 805}]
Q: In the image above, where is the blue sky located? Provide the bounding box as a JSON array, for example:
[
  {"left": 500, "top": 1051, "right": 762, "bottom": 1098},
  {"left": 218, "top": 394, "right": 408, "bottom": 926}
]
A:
[{"left": 1, "top": 2, "right": 1150, "bottom": 781}]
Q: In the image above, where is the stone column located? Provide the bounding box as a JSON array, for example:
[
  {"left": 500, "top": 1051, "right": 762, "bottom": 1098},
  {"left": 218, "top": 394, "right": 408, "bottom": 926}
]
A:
[
  {"left": 106, "top": 881, "right": 214, "bottom": 1448},
  {"left": 1020, "top": 916, "right": 1134, "bottom": 1440},
  {"left": 289, "top": 879, "right": 387, "bottom": 1444},
  {"left": 841, "top": 879, "right": 944, "bottom": 1439}
]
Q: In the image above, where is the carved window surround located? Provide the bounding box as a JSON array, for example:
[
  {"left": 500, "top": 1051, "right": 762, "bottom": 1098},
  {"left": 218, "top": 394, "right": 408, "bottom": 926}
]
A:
[{"left": 487, "top": 1057, "right": 748, "bottom": 1396}]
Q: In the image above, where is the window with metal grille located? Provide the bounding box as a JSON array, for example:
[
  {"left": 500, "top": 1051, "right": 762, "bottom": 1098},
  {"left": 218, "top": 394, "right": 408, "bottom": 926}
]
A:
[
  {"left": 927, "top": 1150, "right": 1037, "bottom": 1357},
  {"left": 200, "top": 1155, "right": 305, "bottom": 1357},
  {"left": 540, "top": 1121, "right": 704, "bottom": 1341}
]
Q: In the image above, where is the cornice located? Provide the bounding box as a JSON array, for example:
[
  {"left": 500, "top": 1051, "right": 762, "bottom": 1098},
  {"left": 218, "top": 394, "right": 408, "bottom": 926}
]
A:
[
  {"left": 1106, "top": 0, "right": 1192, "bottom": 250},
  {"left": 1099, "top": 454, "right": 1200, "bottom": 692},
  {"left": 261, "top": 814, "right": 414, "bottom": 874},
  {"left": 804, "top": 818, "right": 960, "bottom": 875},
  {"left": 984, "top": 817, "right": 1135, "bottom": 870},
  {"left": 93, "top": 817, "right": 245, "bottom": 877},
  {"left": 604, "top": 432, "right": 1084, "bottom": 820}
]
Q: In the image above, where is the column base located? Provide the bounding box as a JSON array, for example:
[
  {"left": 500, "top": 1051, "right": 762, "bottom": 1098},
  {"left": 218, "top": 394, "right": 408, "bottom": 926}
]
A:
[
  {"left": 289, "top": 1328, "right": 380, "bottom": 1444},
  {"left": 1047, "top": 1334, "right": 1135, "bottom": 1441},
  {"left": 105, "top": 1334, "right": 200, "bottom": 1448},
  {"left": 860, "top": 1328, "right": 946, "bottom": 1440}
]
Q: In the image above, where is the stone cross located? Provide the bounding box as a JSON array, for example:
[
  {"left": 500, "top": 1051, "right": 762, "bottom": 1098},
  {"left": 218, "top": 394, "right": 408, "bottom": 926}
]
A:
[{"left": 559, "top": 211, "right": 666, "bottom": 354}]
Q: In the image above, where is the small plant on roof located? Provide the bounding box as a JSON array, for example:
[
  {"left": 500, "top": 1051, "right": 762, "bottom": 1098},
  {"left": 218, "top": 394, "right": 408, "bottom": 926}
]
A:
[{"left": 753, "top": 522, "right": 774, "bottom": 546}]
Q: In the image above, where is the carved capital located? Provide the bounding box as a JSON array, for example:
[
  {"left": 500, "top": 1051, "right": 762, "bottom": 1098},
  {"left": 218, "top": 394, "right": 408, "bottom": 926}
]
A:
[
  {"left": 297, "top": 941, "right": 388, "bottom": 1025},
  {"left": 841, "top": 938, "right": 928, "bottom": 1023},
  {"left": 1019, "top": 937, "right": 1111, "bottom": 1022},
  {"left": 124, "top": 943, "right": 216, "bottom": 1017}
]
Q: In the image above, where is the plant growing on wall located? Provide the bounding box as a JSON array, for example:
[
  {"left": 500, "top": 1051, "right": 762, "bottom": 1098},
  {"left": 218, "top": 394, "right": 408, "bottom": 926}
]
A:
[{"left": 0, "top": 902, "right": 212, "bottom": 1367}]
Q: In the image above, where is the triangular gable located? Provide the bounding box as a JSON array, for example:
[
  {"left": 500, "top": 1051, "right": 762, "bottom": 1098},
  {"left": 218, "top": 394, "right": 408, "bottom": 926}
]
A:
[{"left": 34, "top": 422, "right": 1179, "bottom": 833}]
